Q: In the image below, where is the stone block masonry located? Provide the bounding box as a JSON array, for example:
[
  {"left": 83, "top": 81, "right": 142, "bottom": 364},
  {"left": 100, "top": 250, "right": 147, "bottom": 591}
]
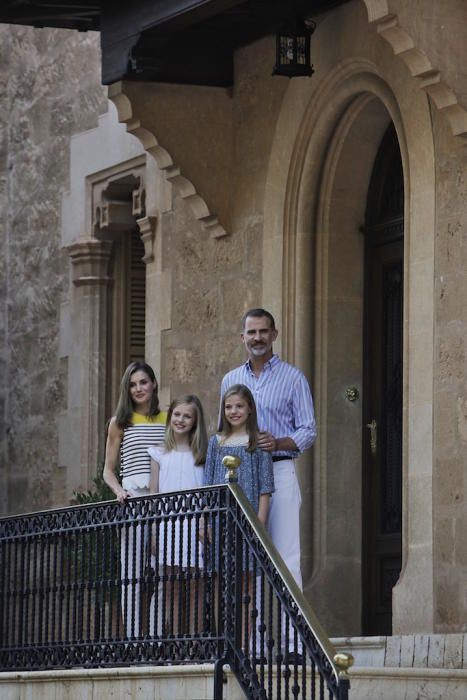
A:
[{"left": 0, "top": 24, "right": 107, "bottom": 516}]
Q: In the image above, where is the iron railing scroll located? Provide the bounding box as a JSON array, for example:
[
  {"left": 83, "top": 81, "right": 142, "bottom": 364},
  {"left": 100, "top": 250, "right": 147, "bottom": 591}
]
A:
[
  {"left": 217, "top": 455, "right": 353, "bottom": 700},
  {"left": 0, "top": 457, "right": 353, "bottom": 700}
]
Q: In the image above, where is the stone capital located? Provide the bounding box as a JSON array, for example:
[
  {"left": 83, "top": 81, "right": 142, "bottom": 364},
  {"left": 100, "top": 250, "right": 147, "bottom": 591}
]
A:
[{"left": 67, "top": 239, "right": 113, "bottom": 287}]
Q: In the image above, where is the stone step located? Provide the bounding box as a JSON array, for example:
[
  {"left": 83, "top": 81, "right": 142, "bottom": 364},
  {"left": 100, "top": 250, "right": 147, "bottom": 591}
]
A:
[
  {"left": 3, "top": 637, "right": 467, "bottom": 700},
  {"left": 0, "top": 664, "right": 216, "bottom": 700},
  {"left": 333, "top": 635, "right": 467, "bottom": 700}
]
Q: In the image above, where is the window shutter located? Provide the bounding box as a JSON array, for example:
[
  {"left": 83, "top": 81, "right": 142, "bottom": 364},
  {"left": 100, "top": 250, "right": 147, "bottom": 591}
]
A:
[{"left": 128, "top": 230, "right": 146, "bottom": 361}]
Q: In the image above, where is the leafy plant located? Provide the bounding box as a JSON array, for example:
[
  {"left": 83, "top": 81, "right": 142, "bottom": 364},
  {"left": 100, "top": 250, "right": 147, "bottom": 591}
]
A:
[
  {"left": 66, "top": 468, "right": 120, "bottom": 617},
  {"left": 71, "top": 469, "right": 114, "bottom": 505}
]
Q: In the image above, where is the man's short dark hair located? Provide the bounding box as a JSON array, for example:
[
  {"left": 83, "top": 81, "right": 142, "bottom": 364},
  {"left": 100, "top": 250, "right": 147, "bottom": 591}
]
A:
[{"left": 242, "top": 308, "right": 276, "bottom": 330}]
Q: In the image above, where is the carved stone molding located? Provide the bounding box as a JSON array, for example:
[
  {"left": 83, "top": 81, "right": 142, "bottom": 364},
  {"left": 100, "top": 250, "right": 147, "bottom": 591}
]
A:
[
  {"left": 362, "top": 0, "right": 467, "bottom": 138},
  {"left": 67, "top": 239, "right": 113, "bottom": 286},
  {"left": 93, "top": 169, "right": 146, "bottom": 239},
  {"left": 132, "top": 182, "right": 146, "bottom": 218},
  {"left": 95, "top": 201, "right": 135, "bottom": 237},
  {"left": 136, "top": 215, "right": 157, "bottom": 264},
  {"left": 108, "top": 82, "right": 228, "bottom": 239}
]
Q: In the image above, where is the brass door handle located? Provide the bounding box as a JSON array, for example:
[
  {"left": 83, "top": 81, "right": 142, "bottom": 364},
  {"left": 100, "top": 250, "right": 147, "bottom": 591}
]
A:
[{"left": 366, "top": 419, "right": 377, "bottom": 456}]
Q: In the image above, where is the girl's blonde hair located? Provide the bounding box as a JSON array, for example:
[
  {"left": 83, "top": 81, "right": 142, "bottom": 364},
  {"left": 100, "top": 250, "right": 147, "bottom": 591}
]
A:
[
  {"left": 165, "top": 395, "right": 208, "bottom": 465},
  {"left": 115, "top": 361, "right": 160, "bottom": 429},
  {"left": 219, "top": 384, "right": 259, "bottom": 452}
]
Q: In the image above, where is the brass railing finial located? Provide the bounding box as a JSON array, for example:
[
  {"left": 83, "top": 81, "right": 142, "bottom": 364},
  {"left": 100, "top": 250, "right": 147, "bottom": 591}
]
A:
[
  {"left": 222, "top": 455, "right": 241, "bottom": 483},
  {"left": 333, "top": 652, "right": 354, "bottom": 678}
]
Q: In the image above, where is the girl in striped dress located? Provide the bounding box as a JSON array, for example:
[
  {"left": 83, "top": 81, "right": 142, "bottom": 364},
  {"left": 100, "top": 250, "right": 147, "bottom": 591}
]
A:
[{"left": 103, "top": 361, "right": 167, "bottom": 638}]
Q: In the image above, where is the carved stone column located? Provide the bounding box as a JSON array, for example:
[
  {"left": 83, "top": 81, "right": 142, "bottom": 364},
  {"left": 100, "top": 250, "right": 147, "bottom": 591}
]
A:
[{"left": 67, "top": 239, "right": 113, "bottom": 491}]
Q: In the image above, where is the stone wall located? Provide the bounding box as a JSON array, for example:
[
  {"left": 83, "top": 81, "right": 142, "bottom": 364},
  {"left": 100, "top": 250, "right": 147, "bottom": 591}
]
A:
[
  {"left": 159, "top": 190, "right": 255, "bottom": 433},
  {"left": 0, "top": 27, "right": 9, "bottom": 516},
  {"left": 432, "top": 106, "right": 467, "bottom": 632},
  {"left": 121, "top": 37, "right": 291, "bottom": 432},
  {"left": 0, "top": 25, "right": 106, "bottom": 515}
]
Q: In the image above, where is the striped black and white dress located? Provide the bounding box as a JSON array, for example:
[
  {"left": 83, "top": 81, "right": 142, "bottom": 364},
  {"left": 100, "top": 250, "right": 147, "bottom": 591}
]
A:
[{"left": 120, "top": 412, "right": 167, "bottom": 492}]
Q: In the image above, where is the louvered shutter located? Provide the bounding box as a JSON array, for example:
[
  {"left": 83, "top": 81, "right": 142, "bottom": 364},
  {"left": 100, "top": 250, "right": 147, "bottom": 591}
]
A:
[{"left": 128, "top": 229, "right": 146, "bottom": 361}]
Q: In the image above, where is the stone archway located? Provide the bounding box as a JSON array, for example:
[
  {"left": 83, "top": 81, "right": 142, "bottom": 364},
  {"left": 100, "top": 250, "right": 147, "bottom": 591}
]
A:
[
  {"left": 306, "top": 89, "right": 399, "bottom": 635},
  {"left": 262, "top": 56, "right": 436, "bottom": 634}
]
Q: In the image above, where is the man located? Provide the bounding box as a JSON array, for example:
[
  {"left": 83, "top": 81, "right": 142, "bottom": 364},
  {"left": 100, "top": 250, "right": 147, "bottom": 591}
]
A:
[{"left": 221, "top": 307, "right": 317, "bottom": 597}]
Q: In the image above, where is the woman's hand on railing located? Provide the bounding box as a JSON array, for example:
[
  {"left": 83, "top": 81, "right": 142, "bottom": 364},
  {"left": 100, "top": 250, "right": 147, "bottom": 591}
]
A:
[{"left": 115, "top": 487, "right": 130, "bottom": 503}]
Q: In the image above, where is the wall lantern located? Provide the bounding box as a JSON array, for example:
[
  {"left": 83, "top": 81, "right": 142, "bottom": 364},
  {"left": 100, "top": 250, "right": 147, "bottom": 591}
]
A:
[{"left": 273, "top": 18, "right": 316, "bottom": 78}]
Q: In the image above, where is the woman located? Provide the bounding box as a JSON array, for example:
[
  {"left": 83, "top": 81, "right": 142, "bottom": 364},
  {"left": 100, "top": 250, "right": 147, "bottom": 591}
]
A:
[{"left": 103, "top": 361, "right": 167, "bottom": 638}]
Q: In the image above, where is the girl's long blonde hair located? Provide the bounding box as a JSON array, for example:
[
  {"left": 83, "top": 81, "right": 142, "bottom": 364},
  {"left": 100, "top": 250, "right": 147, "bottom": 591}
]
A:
[
  {"left": 219, "top": 384, "right": 259, "bottom": 452},
  {"left": 165, "top": 395, "right": 208, "bottom": 465}
]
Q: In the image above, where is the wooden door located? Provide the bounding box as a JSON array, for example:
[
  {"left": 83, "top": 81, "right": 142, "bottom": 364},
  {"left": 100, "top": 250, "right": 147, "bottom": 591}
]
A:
[{"left": 362, "top": 124, "right": 404, "bottom": 635}]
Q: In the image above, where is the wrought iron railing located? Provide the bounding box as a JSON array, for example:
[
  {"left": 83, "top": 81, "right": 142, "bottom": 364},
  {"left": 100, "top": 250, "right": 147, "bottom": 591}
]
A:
[{"left": 0, "top": 459, "right": 352, "bottom": 699}]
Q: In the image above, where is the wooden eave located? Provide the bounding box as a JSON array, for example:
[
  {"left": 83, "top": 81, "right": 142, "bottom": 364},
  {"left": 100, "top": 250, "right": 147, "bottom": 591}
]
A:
[
  {"left": 0, "top": 0, "right": 351, "bottom": 85},
  {"left": 0, "top": 1, "right": 101, "bottom": 31}
]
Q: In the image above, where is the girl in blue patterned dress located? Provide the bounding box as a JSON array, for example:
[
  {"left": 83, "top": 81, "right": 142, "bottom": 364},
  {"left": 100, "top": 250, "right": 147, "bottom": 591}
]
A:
[
  {"left": 204, "top": 384, "right": 274, "bottom": 641},
  {"left": 204, "top": 383, "right": 274, "bottom": 544}
]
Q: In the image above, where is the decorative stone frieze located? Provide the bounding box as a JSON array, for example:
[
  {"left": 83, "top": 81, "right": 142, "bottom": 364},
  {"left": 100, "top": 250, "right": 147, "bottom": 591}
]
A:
[
  {"left": 362, "top": 0, "right": 467, "bottom": 137},
  {"left": 108, "top": 82, "right": 228, "bottom": 239}
]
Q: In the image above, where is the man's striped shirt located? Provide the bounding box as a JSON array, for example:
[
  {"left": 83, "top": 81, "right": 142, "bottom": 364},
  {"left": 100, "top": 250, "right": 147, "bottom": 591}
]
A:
[{"left": 221, "top": 355, "right": 316, "bottom": 458}]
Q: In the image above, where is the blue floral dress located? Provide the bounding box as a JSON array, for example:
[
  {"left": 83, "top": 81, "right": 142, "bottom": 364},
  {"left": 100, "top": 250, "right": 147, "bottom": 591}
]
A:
[
  {"left": 203, "top": 436, "right": 275, "bottom": 513},
  {"left": 203, "top": 436, "right": 275, "bottom": 571}
]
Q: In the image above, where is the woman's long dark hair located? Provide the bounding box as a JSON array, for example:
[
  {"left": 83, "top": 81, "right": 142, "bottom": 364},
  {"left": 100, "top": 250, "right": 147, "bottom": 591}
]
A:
[{"left": 115, "top": 361, "right": 160, "bottom": 428}]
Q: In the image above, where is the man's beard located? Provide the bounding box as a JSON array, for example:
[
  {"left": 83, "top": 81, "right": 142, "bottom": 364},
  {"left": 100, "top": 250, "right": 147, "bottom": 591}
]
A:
[{"left": 249, "top": 344, "right": 268, "bottom": 356}]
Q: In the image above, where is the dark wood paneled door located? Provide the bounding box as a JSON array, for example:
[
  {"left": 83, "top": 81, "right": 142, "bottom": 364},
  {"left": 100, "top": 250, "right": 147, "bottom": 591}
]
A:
[{"left": 362, "top": 124, "right": 404, "bottom": 635}]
